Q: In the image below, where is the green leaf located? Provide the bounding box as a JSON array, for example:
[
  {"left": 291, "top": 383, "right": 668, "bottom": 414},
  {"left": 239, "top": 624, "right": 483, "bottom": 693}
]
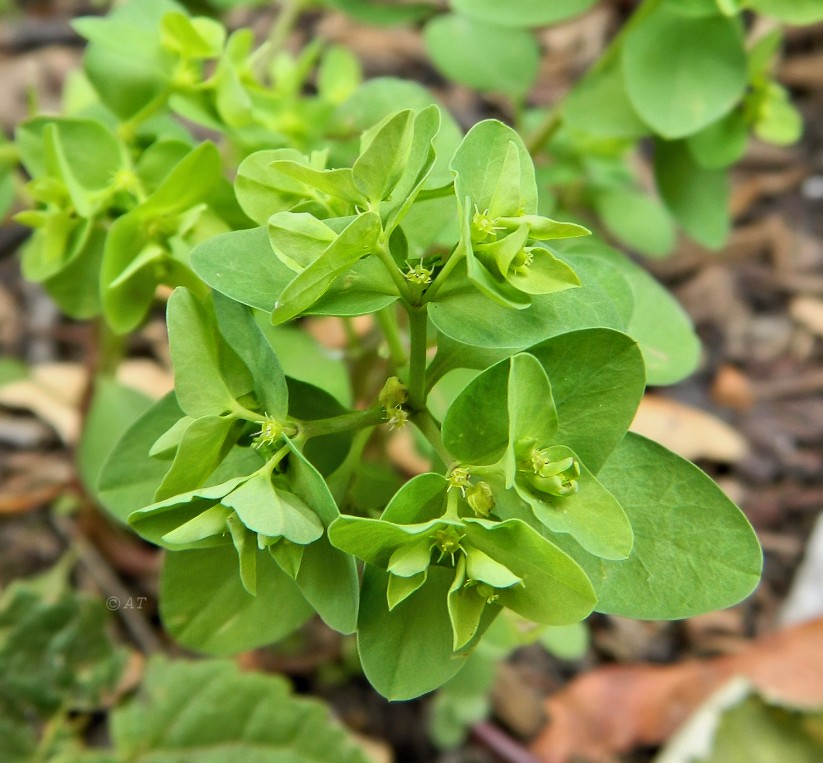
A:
[
  {"left": 429, "top": 254, "right": 631, "bottom": 351},
  {"left": 0, "top": 568, "right": 125, "bottom": 718},
  {"left": 41, "top": 224, "right": 106, "bottom": 319},
  {"left": 160, "top": 11, "right": 225, "bottom": 59},
  {"left": 504, "top": 353, "right": 559, "bottom": 482},
  {"left": 284, "top": 445, "right": 360, "bottom": 634},
  {"left": 593, "top": 187, "right": 675, "bottom": 257},
  {"left": 140, "top": 141, "right": 221, "bottom": 217},
  {"left": 317, "top": 45, "right": 362, "bottom": 104},
  {"left": 77, "top": 378, "right": 152, "bottom": 500},
  {"left": 259, "top": 324, "right": 352, "bottom": 407},
  {"left": 749, "top": 0, "right": 823, "bottom": 24},
  {"left": 192, "top": 227, "right": 295, "bottom": 312},
  {"left": 383, "top": 105, "right": 442, "bottom": 231},
  {"left": 556, "top": 240, "right": 701, "bottom": 386},
  {"left": 98, "top": 393, "right": 185, "bottom": 522},
  {"left": 555, "top": 433, "right": 762, "bottom": 619},
  {"left": 333, "top": 77, "right": 463, "bottom": 188},
  {"left": 160, "top": 545, "right": 313, "bottom": 655},
  {"left": 622, "top": 5, "right": 747, "bottom": 139},
  {"left": 357, "top": 566, "right": 472, "bottom": 700},
  {"left": 235, "top": 148, "right": 309, "bottom": 225},
  {"left": 223, "top": 473, "right": 324, "bottom": 544},
  {"left": 352, "top": 109, "right": 415, "bottom": 203},
  {"left": 448, "top": 558, "right": 495, "bottom": 650},
  {"left": 268, "top": 212, "right": 337, "bottom": 271},
  {"left": 271, "top": 211, "right": 382, "bottom": 324},
  {"left": 754, "top": 84, "right": 803, "bottom": 146},
  {"left": 451, "top": 120, "right": 537, "bottom": 216},
  {"left": 167, "top": 288, "right": 238, "bottom": 418},
  {"left": 654, "top": 138, "right": 730, "bottom": 249},
  {"left": 213, "top": 293, "right": 289, "bottom": 418},
  {"left": 16, "top": 116, "right": 123, "bottom": 192},
  {"left": 154, "top": 415, "right": 237, "bottom": 500},
  {"left": 268, "top": 161, "right": 365, "bottom": 206},
  {"left": 107, "top": 656, "right": 371, "bottom": 763},
  {"left": 324, "top": 0, "right": 432, "bottom": 25},
  {"left": 423, "top": 14, "right": 539, "bottom": 98},
  {"left": 442, "top": 358, "right": 510, "bottom": 465},
  {"left": 73, "top": 0, "right": 178, "bottom": 119},
  {"left": 694, "top": 687, "right": 823, "bottom": 763},
  {"left": 516, "top": 446, "right": 634, "bottom": 560},
  {"left": 226, "top": 513, "right": 258, "bottom": 595},
  {"left": 99, "top": 216, "right": 162, "bottom": 335},
  {"left": 129, "top": 475, "right": 247, "bottom": 546},
  {"left": 464, "top": 519, "right": 596, "bottom": 625},
  {"left": 451, "top": 0, "right": 598, "bottom": 27},
  {"left": 527, "top": 328, "right": 645, "bottom": 472},
  {"left": 687, "top": 109, "right": 749, "bottom": 168},
  {"left": 563, "top": 64, "right": 649, "bottom": 139}
]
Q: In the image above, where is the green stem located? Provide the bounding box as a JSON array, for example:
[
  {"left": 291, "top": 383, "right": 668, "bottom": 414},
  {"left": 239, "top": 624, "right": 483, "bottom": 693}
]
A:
[
  {"left": 118, "top": 87, "right": 172, "bottom": 139},
  {"left": 423, "top": 245, "right": 462, "bottom": 303},
  {"left": 375, "top": 305, "right": 407, "bottom": 368},
  {"left": 524, "top": 108, "right": 563, "bottom": 156},
  {"left": 298, "top": 407, "right": 386, "bottom": 439},
  {"left": 412, "top": 409, "right": 452, "bottom": 467},
  {"left": 375, "top": 239, "right": 412, "bottom": 301},
  {"left": 406, "top": 305, "right": 428, "bottom": 410},
  {"left": 271, "top": 0, "right": 305, "bottom": 52}
]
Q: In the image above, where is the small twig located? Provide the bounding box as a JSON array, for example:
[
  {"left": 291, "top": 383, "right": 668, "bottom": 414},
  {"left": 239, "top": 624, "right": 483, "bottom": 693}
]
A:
[
  {"left": 50, "top": 515, "right": 164, "bottom": 656},
  {"left": 470, "top": 721, "right": 543, "bottom": 763}
]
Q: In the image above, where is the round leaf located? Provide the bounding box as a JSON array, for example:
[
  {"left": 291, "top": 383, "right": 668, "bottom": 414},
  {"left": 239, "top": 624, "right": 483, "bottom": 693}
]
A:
[
  {"left": 622, "top": 5, "right": 747, "bottom": 139},
  {"left": 424, "top": 14, "right": 539, "bottom": 98}
]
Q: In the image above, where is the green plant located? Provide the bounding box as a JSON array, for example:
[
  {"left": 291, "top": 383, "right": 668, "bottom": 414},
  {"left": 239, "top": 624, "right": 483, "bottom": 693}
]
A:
[
  {"left": 0, "top": 563, "right": 370, "bottom": 762},
  {"left": 331, "top": 0, "right": 812, "bottom": 256},
  {"left": 6, "top": 0, "right": 774, "bottom": 718},
  {"left": 92, "top": 108, "right": 761, "bottom": 700}
]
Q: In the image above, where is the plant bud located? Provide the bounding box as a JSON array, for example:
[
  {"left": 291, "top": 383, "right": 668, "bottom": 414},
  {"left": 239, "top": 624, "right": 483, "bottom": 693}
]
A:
[{"left": 466, "top": 481, "right": 495, "bottom": 516}]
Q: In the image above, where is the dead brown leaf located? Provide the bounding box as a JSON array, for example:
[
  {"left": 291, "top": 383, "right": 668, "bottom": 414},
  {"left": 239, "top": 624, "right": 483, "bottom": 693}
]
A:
[
  {"left": 630, "top": 395, "right": 749, "bottom": 463},
  {"left": 531, "top": 618, "right": 823, "bottom": 763}
]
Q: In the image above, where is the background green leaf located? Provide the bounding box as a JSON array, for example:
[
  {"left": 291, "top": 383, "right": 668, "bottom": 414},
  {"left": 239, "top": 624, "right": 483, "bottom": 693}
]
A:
[
  {"left": 450, "top": 0, "right": 598, "bottom": 27},
  {"left": 423, "top": 14, "right": 539, "bottom": 98},
  {"left": 654, "top": 138, "right": 731, "bottom": 249},
  {"left": 108, "top": 656, "right": 370, "bottom": 763},
  {"left": 622, "top": 5, "right": 747, "bottom": 138}
]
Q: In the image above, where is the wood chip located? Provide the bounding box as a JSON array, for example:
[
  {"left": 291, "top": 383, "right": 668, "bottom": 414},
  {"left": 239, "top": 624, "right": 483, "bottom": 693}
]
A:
[{"left": 789, "top": 295, "right": 823, "bottom": 337}]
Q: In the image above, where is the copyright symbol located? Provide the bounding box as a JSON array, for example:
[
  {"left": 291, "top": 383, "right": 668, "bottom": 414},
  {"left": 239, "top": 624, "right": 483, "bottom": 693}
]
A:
[{"left": 106, "top": 597, "right": 120, "bottom": 611}]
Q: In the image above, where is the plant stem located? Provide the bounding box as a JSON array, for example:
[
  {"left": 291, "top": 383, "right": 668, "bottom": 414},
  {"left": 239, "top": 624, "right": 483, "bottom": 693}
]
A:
[
  {"left": 299, "top": 407, "right": 386, "bottom": 439},
  {"left": 375, "top": 239, "right": 412, "bottom": 301},
  {"left": 524, "top": 108, "right": 563, "bottom": 156},
  {"left": 411, "top": 409, "right": 452, "bottom": 467},
  {"left": 268, "top": 0, "right": 305, "bottom": 57},
  {"left": 375, "top": 305, "right": 407, "bottom": 368},
  {"left": 406, "top": 305, "right": 428, "bottom": 410},
  {"left": 423, "top": 245, "right": 462, "bottom": 303}
]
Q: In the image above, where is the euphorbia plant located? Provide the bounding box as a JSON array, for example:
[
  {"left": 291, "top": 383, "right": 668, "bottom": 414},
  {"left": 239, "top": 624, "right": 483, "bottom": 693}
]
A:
[{"left": 99, "top": 110, "right": 762, "bottom": 699}]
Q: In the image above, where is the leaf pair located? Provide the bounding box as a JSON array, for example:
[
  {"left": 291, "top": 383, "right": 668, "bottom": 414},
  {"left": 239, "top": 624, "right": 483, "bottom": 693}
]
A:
[
  {"left": 449, "top": 120, "right": 587, "bottom": 308},
  {"left": 329, "top": 472, "right": 596, "bottom": 699},
  {"left": 443, "top": 351, "right": 634, "bottom": 561}
]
